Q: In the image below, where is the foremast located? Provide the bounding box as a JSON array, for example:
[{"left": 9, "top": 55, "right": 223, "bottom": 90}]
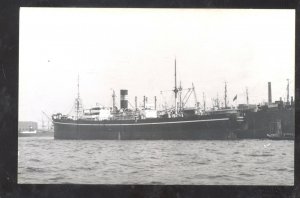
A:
[
  {"left": 75, "top": 74, "right": 83, "bottom": 120},
  {"left": 174, "top": 58, "right": 179, "bottom": 116}
]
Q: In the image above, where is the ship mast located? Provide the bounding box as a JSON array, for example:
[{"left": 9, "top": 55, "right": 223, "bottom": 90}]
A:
[
  {"left": 192, "top": 82, "right": 198, "bottom": 109},
  {"left": 246, "top": 87, "right": 249, "bottom": 105},
  {"left": 77, "top": 74, "right": 80, "bottom": 101},
  {"left": 112, "top": 90, "right": 116, "bottom": 112},
  {"left": 287, "top": 78, "right": 290, "bottom": 104},
  {"left": 75, "top": 74, "right": 83, "bottom": 120},
  {"left": 216, "top": 93, "right": 220, "bottom": 109},
  {"left": 179, "top": 81, "right": 182, "bottom": 112},
  {"left": 76, "top": 75, "right": 80, "bottom": 120},
  {"left": 224, "top": 81, "right": 228, "bottom": 108},
  {"left": 203, "top": 92, "right": 206, "bottom": 111},
  {"left": 174, "top": 58, "right": 178, "bottom": 116}
]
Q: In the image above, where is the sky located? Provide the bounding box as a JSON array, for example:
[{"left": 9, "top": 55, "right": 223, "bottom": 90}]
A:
[{"left": 19, "top": 8, "right": 295, "bottom": 126}]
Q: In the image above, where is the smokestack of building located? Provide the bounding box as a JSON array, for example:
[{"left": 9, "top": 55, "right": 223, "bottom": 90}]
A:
[
  {"left": 120, "top": 90, "right": 128, "bottom": 109},
  {"left": 268, "top": 82, "right": 272, "bottom": 104}
]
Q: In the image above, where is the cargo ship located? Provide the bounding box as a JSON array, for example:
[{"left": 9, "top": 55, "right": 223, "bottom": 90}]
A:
[
  {"left": 18, "top": 126, "right": 37, "bottom": 137},
  {"left": 235, "top": 81, "right": 295, "bottom": 140},
  {"left": 52, "top": 61, "right": 294, "bottom": 140},
  {"left": 52, "top": 60, "right": 246, "bottom": 140},
  {"left": 18, "top": 114, "right": 54, "bottom": 138}
]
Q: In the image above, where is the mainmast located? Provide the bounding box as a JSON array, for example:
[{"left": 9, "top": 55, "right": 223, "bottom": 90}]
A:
[
  {"left": 179, "top": 81, "right": 182, "bottom": 112},
  {"left": 224, "top": 81, "right": 228, "bottom": 108},
  {"left": 174, "top": 58, "right": 178, "bottom": 116}
]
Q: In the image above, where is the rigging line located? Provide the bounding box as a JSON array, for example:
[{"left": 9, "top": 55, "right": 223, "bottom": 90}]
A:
[
  {"left": 41, "top": 111, "right": 52, "bottom": 122},
  {"left": 182, "top": 88, "right": 192, "bottom": 103},
  {"left": 160, "top": 89, "right": 174, "bottom": 93},
  {"left": 61, "top": 98, "right": 75, "bottom": 114},
  {"left": 183, "top": 90, "right": 193, "bottom": 108},
  {"left": 67, "top": 103, "right": 75, "bottom": 115},
  {"left": 128, "top": 101, "right": 135, "bottom": 109}
]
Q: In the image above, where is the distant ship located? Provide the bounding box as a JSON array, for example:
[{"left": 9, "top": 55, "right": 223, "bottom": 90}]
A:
[
  {"left": 235, "top": 81, "right": 295, "bottom": 140},
  {"left": 18, "top": 127, "right": 54, "bottom": 138},
  {"left": 18, "top": 113, "right": 54, "bottom": 138},
  {"left": 18, "top": 126, "right": 37, "bottom": 137},
  {"left": 52, "top": 60, "right": 246, "bottom": 140}
]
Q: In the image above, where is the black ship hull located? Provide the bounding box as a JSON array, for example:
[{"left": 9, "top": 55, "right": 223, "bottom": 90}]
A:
[
  {"left": 53, "top": 115, "right": 242, "bottom": 140},
  {"left": 236, "top": 108, "right": 295, "bottom": 139},
  {"left": 53, "top": 106, "right": 295, "bottom": 140}
]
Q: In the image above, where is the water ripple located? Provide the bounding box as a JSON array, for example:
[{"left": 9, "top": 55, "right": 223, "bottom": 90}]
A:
[{"left": 18, "top": 137, "right": 294, "bottom": 185}]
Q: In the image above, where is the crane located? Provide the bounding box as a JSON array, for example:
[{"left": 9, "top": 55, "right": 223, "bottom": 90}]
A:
[
  {"left": 42, "top": 111, "right": 52, "bottom": 121},
  {"left": 41, "top": 111, "right": 52, "bottom": 130},
  {"left": 192, "top": 83, "right": 199, "bottom": 108}
]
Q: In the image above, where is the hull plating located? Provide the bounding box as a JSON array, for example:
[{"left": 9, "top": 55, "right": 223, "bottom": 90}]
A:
[
  {"left": 236, "top": 108, "right": 295, "bottom": 139},
  {"left": 53, "top": 117, "right": 237, "bottom": 140}
]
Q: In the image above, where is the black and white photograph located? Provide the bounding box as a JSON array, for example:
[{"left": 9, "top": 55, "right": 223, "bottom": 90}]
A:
[{"left": 18, "top": 8, "right": 294, "bottom": 185}]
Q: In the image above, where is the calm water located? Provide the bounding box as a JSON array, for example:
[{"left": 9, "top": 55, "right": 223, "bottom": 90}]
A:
[{"left": 18, "top": 137, "right": 294, "bottom": 185}]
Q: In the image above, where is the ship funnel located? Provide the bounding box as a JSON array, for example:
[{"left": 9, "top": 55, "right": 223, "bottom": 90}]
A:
[
  {"left": 268, "top": 82, "right": 272, "bottom": 104},
  {"left": 120, "top": 90, "right": 128, "bottom": 109}
]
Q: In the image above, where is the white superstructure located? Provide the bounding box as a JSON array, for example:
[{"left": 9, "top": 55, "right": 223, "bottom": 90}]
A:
[{"left": 83, "top": 106, "right": 112, "bottom": 120}]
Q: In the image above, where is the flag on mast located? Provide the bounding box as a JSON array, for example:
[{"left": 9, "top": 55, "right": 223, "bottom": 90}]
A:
[{"left": 233, "top": 95, "right": 237, "bottom": 101}]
